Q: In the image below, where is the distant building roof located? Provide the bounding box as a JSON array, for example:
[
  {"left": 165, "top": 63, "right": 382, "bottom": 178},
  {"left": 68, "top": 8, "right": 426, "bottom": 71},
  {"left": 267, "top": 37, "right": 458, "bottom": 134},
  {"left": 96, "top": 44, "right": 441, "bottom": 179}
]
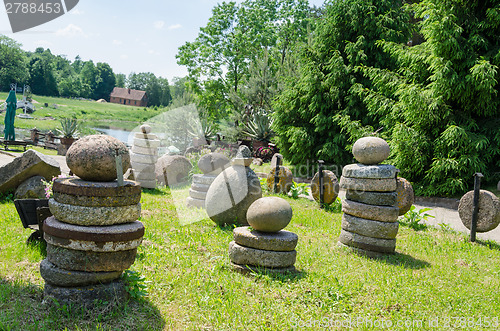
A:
[{"left": 110, "top": 87, "right": 146, "bottom": 101}]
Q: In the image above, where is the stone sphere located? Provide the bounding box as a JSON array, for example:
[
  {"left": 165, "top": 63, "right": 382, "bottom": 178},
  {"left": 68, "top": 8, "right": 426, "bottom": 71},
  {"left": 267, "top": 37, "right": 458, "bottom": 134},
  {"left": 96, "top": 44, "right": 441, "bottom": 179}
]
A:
[
  {"left": 197, "top": 153, "right": 230, "bottom": 175},
  {"left": 140, "top": 124, "right": 151, "bottom": 134},
  {"left": 66, "top": 135, "right": 130, "bottom": 182},
  {"left": 266, "top": 166, "right": 293, "bottom": 194},
  {"left": 205, "top": 165, "right": 262, "bottom": 226},
  {"left": 395, "top": 177, "right": 414, "bottom": 215},
  {"left": 352, "top": 137, "right": 390, "bottom": 165},
  {"left": 247, "top": 197, "right": 293, "bottom": 232},
  {"left": 459, "top": 190, "right": 500, "bottom": 233},
  {"left": 311, "top": 170, "right": 339, "bottom": 204}
]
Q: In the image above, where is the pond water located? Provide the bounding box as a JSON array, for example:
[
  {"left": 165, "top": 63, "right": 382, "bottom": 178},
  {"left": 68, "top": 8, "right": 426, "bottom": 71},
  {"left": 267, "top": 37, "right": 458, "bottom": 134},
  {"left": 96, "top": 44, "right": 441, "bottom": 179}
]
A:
[{"left": 93, "top": 127, "right": 132, "bottom": 145}]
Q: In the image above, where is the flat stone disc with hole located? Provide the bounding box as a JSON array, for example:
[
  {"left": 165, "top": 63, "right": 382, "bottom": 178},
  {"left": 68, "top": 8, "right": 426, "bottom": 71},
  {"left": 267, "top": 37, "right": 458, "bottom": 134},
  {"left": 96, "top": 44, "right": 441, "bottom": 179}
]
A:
[
  {"left": 192, "top": 174, "right": 217, "bottom": 186},
  {"left": 310, "top": 170, "right": 339, "bottom": 204},
  {"left": 458, "top": 190, "right": 500, "bottom": 232},
  {"left": 53, "top": 177, "right": 141, "bottom": 197},
  {"left": 342, "top": 199, "right": 399, "bottom": 222},
  {"left": 40, "top": 259, "right": 122, "bottom": 287},
  {"left": 46, "top": 243, "right": 137, "bottom": 272},
  {"left": 342, "top": 163, "right": 398, "bottom": 179},
  {"left": 345, "top": 190, "right": 397, "bottom": 206},
  {"left": 229, "top": 241, "right": 296, "bottom": 268},
  {"left": 233, "top": 227, "right": 298, "bottom": 251},
  {"left": 395, "top": 177, "right": 414, "bottom": 215},
  {"left": 49, "top": 199, "right": 141, "bottom": 226},
  {"left": 266, "top": 166, "right": 293, "bottom": 194},
  {"left": 43, "top": 217, "right": 144, "bottom": 252},
  {"left": 340, "top": 177, "right": 397, "bottom": 192},
  {"left": 341, "top": 214, "right": 399, "bottom": 239},
  {"left": 230, "top": 262, "right": 297, "bottom": 275},
  {"left": 338, "top": 229, "right": 396, "bottom": 253},
  {"left": 43, "top": 279, "right": 128, "bottom": 308}
]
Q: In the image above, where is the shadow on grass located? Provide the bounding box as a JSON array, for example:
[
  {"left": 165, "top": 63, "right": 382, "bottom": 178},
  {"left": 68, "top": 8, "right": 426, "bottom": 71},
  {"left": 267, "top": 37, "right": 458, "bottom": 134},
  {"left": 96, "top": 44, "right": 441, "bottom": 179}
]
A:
[
  {"left": 142, "top": 187, "right": 171, "bottom": 196},
  {"left": 234, "top": 266, "right": 308, "bottom": 282},
  {"left": 475, "top": 239, "right": 500, "bottom": 251},
  {"left": 26, "top": 238, "right": 47, "bottom": 257},
  {"left": 377, "top": 252, "right": 431, "bottom": 270},
  {"left": 0, "top": 277, "right": 166, "bottom": 330}
]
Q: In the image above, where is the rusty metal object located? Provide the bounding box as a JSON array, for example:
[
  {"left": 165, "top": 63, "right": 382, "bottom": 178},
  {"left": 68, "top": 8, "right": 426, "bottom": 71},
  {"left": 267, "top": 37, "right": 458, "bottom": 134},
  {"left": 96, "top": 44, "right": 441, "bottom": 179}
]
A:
[{"left": 52, "top": 177, "right": 141, "bottom": 197}]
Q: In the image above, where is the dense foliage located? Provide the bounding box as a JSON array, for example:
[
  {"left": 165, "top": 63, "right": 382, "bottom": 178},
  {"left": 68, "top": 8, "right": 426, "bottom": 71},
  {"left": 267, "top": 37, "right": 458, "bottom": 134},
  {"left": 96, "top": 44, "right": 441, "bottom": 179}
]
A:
[{"left": 273, "top": 0, "right": 500, "bottom": 196}]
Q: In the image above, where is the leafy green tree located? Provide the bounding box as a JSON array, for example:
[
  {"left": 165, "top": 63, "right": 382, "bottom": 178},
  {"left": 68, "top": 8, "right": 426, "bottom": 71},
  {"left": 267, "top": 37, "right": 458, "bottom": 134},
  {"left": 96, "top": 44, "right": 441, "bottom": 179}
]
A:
[
  {"left": 176, "top": 0, "right": 312, "bottom": 121},
  {"left": 128, "top": 72, "right": 171, "bottom": 107},
  {"left": 94, "top": 62, "right": 116, "bottom": 100},
  {"left": 115, "top": 73, "right": 126, "bottom": 88},
  {"left": 273, "top": 0, "right": 411, "bottom": 166},
  {"left": 0, "top": 35, "right": 29, "bottom": 91},
  {"left": 357, "top": 0, "right": 500, "bottom": 196},
  {"left": 28, "top": 54, "right": 58, "bottom": 96}
]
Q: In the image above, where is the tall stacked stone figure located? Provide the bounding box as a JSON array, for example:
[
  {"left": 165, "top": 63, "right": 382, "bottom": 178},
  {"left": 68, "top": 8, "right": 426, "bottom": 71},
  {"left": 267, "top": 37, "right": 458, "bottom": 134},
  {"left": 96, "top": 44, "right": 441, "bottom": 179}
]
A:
[
  {"left": 187, "top": 153, "right": 230, "bottom": 208},
  {"left": 130, "top": 124, "right": 160, "bottom": 189},
  {"left": 339, "top": 137, "right": 400, "bottom": 256},
  {"left": 205, "top": 146, "right": 262, "bottom": 226},
  {"left": 229, "top": 197, "right": 298, "bottom": 274},
  {"left": 43, "top": 135, "right": 144, "bottom": 307}
]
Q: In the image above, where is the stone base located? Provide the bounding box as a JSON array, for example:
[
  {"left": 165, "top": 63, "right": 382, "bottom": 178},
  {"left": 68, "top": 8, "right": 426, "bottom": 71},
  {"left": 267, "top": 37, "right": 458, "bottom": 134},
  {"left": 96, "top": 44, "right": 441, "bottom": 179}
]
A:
[
  {"left": 337, "top": 242, "right": 394, "bottom": 258},
  {"left": 40, "top": 259, "right": 122, "bottom": 287},
  {"left": 189, "top": 189, "right": 207, "bottom": 200},
  {"left": 229, "top": 241, "right": 296, "bottom": 268},
  {"left": 186, "top": 197, "right": 205, "bottom": 209},
  {"left": 233, "top": 227, "right": 298, "bottom": 251},
  {"left": 230, "top": 262, "right": 296, "bottom": 275},
  {"left": 43, "top": 279, "right": 128, "bottom": 308},
  {"left": 338, "top": 229, "right": 396, "bottom": 254}
]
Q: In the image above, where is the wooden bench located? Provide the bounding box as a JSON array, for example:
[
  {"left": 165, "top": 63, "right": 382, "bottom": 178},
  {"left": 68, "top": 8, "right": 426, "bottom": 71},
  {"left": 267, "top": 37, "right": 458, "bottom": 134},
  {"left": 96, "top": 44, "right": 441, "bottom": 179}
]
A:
[{"left": 0, "top": 139, "right": 31, "bottom": 151}]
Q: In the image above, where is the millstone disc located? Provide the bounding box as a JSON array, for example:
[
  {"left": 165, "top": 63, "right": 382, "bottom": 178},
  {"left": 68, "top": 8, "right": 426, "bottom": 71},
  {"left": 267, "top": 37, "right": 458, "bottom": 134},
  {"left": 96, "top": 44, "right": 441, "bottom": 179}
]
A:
[
  {"left": 458, "top": 190, "right": 500, "bottom": 232},
  {"left": 53, "top": 177, "right": 141, "bottom": 197}
]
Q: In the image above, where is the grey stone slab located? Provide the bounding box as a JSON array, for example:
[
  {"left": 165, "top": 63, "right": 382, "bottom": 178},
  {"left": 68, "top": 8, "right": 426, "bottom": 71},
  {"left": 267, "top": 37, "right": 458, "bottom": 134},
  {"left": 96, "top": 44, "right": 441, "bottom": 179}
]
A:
[
  {"left": 46, "top": 243, "right": 137, "bottom": 272},
  {"left": 341, "top": 214, "right": 399, "bottom": 239},
  {"left": 43, "top": 279, "right": 128, "bottom": 308},
  {"left": 131, "top": 152, "right": 158, "bottom": 165},
  {"left": 49, "top": 199, "right": 141, "bottom": 226},
  {"left": 14, "top": 175, "right": 46, "bottom": 199},
  {"left": 197, "top": 153, "right": 230, "bottom": 175},
  {"left": 233, "top": 227, "right": 298, "bottom": 251},
  {"left": 345, "top": 190, "right": 397, "bottom": 206},
  {"left": 229, "top": 241, "right": 296, "bottom": 268},
  {"left": 0, "top": 149, "right": 60, "bottom": 194},
  {"left": 338, "top": 229, "right": 396, "bottom": 253},
  {"left": 192, "top": 174, "right": 217, "bottom": 186},
  {"left": 131, "top": 145, "right": 158, "bottom": 156},
  {"left": 40, "top": 259, "right": 122, "bottom": 287},
  {"left": 186, "top": 196, "right": 205, "bottom": 209},
  {"left": 53, "top": 192, "right": 141, "bottom": 207},
  {"left": 342, "top": 163, "right": 398, "bottom": 179},
  {"left": 189, "top": 189, "right": 207, "bottom": 200},
  {"left": 343, "top": 199, "right": 399, "bottom": 222},
  {"left": 133, "top": 137, "right": 160, "bottom": 148},
  {"left": 340, "top": 177, "right": 397, "bottom": 192}
]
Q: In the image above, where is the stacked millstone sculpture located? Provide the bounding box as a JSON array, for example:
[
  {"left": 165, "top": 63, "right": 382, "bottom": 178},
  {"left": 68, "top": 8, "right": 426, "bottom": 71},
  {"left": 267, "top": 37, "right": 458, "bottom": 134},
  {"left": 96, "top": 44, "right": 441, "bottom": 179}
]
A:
[
  {"left": 187, "top": 153, "right": 230, "bottom": 208},
  {"left": 130, "top": 124, "right": 160, "bottom": 189},
  {"left": 338, "top": 137, "right": 400, "bottom": 256},
  {"left": 205, "top": 146, "right": 262, "bottom": 226},
  {"left": 43, "top": 135, "right": 144, "bottom": 307},
  {"left": 229, "top": 197, "right": 298, "bottom": 274}
]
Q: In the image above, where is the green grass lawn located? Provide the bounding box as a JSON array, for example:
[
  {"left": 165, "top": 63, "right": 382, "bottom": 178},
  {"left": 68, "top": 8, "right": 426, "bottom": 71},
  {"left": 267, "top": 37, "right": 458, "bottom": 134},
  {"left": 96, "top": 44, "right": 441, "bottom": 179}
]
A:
[
  {"left": 1, "top": 186, "right": 499, "bottom": 330},
  {"left": 0, "top": 92, "right": 165, "bottom": 134}
]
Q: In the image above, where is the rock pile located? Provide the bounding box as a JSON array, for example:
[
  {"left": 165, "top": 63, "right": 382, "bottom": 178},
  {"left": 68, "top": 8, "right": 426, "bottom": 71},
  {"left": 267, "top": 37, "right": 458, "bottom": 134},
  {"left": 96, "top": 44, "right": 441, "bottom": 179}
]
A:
[
  {"left": 229, "top": 197, "right": 298, "bottom": 274},
  {"left": 187, "top": 153, "right": 230, "bottom": 209},
  {"left": 43, "top": 135, "right": 144, "bottom": 307},
  {"left": 130, "top": 124, "right": 160, "bottom": 189},
  {"left": 205, "top": 146, "right": 262, "bottom": 226},
  {"left": 339, "top": 137, "right": 401, "bottom": 256}
]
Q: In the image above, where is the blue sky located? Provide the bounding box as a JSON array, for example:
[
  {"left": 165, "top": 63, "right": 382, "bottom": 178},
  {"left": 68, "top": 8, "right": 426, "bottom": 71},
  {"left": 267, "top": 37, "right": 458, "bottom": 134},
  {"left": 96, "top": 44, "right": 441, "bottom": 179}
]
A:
[{"left": 0, "top": 0, "right": 326, "bottom": 82}]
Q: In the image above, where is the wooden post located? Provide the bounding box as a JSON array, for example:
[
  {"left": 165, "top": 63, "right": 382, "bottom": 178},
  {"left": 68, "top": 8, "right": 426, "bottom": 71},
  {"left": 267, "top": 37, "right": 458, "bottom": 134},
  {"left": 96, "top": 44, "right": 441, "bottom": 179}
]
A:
[{"left": 470, "top": 172, "right": 483, "bottom": 242}]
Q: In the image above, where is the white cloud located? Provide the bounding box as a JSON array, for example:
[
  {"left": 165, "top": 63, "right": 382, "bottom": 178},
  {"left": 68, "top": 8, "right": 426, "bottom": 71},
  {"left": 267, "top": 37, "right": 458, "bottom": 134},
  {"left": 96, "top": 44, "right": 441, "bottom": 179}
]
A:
[
  {"left": 167, "top": 24, "right": 182, "bottom": 30},
  {"left": 148, "top": 49, "right": 160, "bottom": 56},
  {"left": 113, "top": 40, "right": 123, "bottom": 46},
  {"left": 154, "top": 20, "right": 165, "bottom": 29},
  {"left": 120, "top": 54, "right": 129, "bottom": 59},
  {"left": 70, "top": 9, "right": 84, "bottom": 15},
  {"left": 55, "top": 24, "right": 87, "bottom": 38}
]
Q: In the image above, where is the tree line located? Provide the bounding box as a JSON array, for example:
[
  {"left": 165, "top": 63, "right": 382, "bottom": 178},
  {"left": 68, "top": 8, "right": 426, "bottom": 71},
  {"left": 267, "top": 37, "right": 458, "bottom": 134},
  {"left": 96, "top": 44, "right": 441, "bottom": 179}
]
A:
[
  {"left": 0, "top": 36, "right": 173, "bottom": 107},
  {"left": 176, "top": 0, "right": 500, "bottom": 197}
]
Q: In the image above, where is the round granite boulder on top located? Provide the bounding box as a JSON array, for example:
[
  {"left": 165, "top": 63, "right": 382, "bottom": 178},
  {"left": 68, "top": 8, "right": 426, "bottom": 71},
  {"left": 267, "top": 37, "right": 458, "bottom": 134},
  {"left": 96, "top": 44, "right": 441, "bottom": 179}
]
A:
[
  {"left": 458, "top": 190, "right": 500, "bottom": 233},
  {"left": 205, "top": 165, "right": 262, "bottom": 226},
  {"left": 155, "top": 155, "right": 192, "bottom": 186},
  {"left": 197, "top": 153, "right": 230, "bottom": 175},
  {"left": 247, "top": 197, "right": 293, "bottom": 232},
  {"left": 352, "top": 137, "right": 390, "bottom": 165},
  {"left": 311, "top": 170, "right": 339, "bottom": 204},
  {"left": 66, "top": 135, "right": 130, "bottom": 182},
  {"left": 395, "top": 177, "right": 414, "bottom": 215}
]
